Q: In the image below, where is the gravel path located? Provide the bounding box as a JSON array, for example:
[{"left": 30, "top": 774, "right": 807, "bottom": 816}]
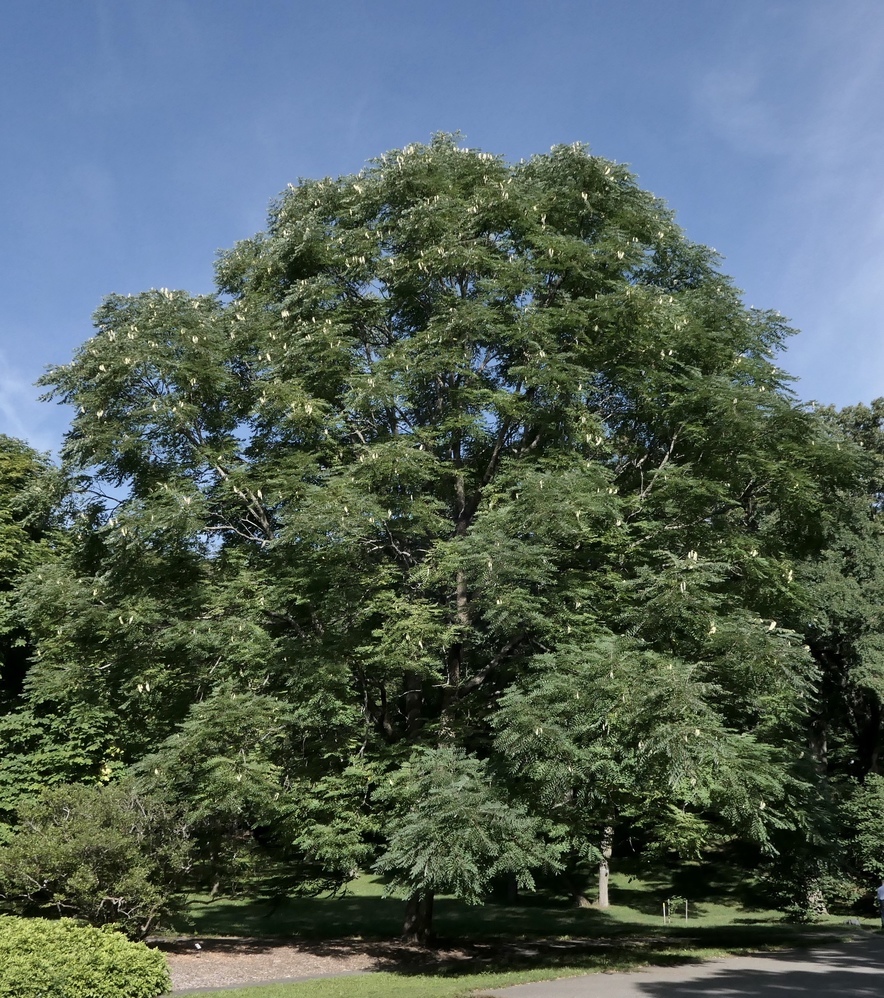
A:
[
  {"left": 159, "top": 938, "right": 378, "bottom": 992},
  {"left": 481, "top": 936, "right": 884, "bottom": 997}
]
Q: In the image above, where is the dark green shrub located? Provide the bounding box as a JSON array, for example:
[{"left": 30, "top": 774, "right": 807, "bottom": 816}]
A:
[
  {"left": 816, "top": 870, "right": 868, "bottom": 914},
  {"left": 0, "top": 915, "right": 170, "bottom": 998},
  {"left": 0, "top": 782, "right": 190, "bottom": 937},
  {"left": 842, "top": 774, "right": 884, "bottom": 879}
]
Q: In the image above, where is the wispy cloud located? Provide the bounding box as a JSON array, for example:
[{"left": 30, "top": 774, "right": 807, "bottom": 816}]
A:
[
  {"left": 696, "top": 5, "right": 884, "bottom": 168},
  {"left": 692, "top": 4, "right": 884, "bottom": 404},
  {"left": 0, "top": 355, "right": 65, "bottom": 456},
  {"left": 697, "top": 64, "right": 790, "bottom": 159}
]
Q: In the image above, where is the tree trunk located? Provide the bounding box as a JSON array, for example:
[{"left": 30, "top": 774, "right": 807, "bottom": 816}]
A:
[
  {"left": 403, "top": 670, "right": 423, "bottom": 737},
  {"left": 862, "top": 698, "right": 881, "bottom": 775},
  {"left": 596, "top": 826, "right": 614, "bottom": 909},
  {"left": 439, "top": 568, "right": 468, "bottom": 740},
  {"left": 402, "top": 891, "right": 434, "bottom": 944},
  {"left": 806, "top": 884, "right": 829, "bottom": 917}
]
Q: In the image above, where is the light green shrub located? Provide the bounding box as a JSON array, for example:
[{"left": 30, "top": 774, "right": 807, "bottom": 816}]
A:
[{"left": 0, "top": 915, "right": 170, "bottom": 998}]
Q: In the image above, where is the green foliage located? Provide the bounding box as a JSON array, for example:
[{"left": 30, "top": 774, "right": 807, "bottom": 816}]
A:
[
  {"left": 0, "top": 707, "right": 122, "bottom": 828},
  {"left": 495, "top": 635, "right": 815, "bottom": 854},
  {"left": 0, "top": 437, "right": 53, "bottom": 578},
  {"left": 137, "top": 689, "right": 294, "bottom": 881},
  {"left": 374, "top": 747, "right": 559, "bottom": 904},
  {"left": 0, "top": 915, "right": 169, "bottom": 998},
  {"left": 0, "top": 782, "right": 190, "bottom": 937},
  {"left": 778, "top": 402, "right": 884, "bottom": 909}
]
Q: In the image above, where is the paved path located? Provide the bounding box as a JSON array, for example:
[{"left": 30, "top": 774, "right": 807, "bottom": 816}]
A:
[{"left": 481, "top": 937, "right": 884, "bottom": 997}]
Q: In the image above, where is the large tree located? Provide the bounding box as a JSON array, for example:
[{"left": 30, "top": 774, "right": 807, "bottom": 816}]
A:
[{"left": 30, "top": 136, "right": 859, "bottom": 937}]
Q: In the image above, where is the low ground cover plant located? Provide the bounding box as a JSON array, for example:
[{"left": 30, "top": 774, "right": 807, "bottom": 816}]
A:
[{"left": 0, "top": 915, "right": 170, "bottom": 998}]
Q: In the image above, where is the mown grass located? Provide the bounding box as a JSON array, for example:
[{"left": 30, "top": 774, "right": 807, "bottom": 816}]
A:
[{"left": 171, "top": 864, "right": 877, "bottom": 941}]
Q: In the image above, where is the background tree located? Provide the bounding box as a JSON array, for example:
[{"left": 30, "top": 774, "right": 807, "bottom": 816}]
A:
[
  {"left": 494, "top": 634, "right": 817, "bottom": 908},
  {"left": 801, "top": 400, "right": 884, "bottom": 778},
  {"left": 0, "top": 437, "right": 71, "bottom": 834},
  {"left": 0, "top": 436, "right": 57, "bottom": 709},
  {"left": 780, "top": 400, "right": 884, "bottom": 910}
]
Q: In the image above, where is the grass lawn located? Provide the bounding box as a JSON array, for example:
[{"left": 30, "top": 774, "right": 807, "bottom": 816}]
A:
[
  {"left": 171, "top": 864, "right": 877, "bottom": 941},
  {"left": 162, "top": 862, "right": 876, "bottom": 997}
]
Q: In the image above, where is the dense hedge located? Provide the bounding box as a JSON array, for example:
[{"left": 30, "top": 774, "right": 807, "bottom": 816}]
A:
[{"left": 0, "top": 916, "right": 170, "bottom": 998}]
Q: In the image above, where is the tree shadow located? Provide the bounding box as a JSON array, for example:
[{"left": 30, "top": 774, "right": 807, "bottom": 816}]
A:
[
  {"left": 612, "top": 883, "right": 707, "bottom": 919},
  {"left": 636, "top": 938, "right": 884, "bottom": 998},
  {"left": 173, "top": 893, "right": 622, "bottom": 942},
  {"left": 614, "top": 856, "right": 778, "bottom": 914},
  {"left": 154, "top": 933, "right": 697, "bottom": 977},
  {"left": 156, "top": 925, "right": 857, "bottom": 981}
]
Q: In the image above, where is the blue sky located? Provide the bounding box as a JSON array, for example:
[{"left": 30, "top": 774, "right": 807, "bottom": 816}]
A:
[{"left": 2, "top": 0, "right": 883, "bottom": 453}]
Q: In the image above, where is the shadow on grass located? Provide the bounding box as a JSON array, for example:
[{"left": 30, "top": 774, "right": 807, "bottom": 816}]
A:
[
  {"left": 156, "top": 922, "right": 845, "bottom": 989},
  {"left": 162, "top": 884, "right": 842, "bottom": 981},
  {"left": 611, "top": 885, "right": 711, "bottom": 919},
  {"left": 169, "top": 877, "right": 833, "bottom": 951},
  {"left": 171, "top": 894, "right": 629, "bottom": 942},
  {"left": 366, "top": 937, "right": 714, "bottom": 979},
  {"left": 171, "top": 857, "right": 793, "bottom": 944},
  {"left": 612, "top": 857, "right": 780, "bottom": 915}
]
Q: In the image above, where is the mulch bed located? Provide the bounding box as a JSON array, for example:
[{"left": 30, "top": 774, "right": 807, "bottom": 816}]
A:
[{"left": 153, "top": 935, "right": 626, "bottom": 992}]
